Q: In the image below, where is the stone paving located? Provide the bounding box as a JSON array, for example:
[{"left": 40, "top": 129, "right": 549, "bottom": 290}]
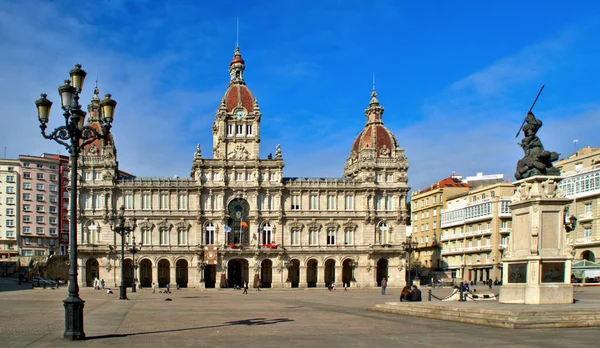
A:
[{"left": 1, "top": 277, "right": 599, "bottom": 348}]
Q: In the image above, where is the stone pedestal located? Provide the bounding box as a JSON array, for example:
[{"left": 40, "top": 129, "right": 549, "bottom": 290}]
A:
[{"left": 500, "top": 176, "right": 574, "bottom": 304}]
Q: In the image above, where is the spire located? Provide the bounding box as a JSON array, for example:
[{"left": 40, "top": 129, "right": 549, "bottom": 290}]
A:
[
  {"left": 229, "top": 46, "right": 246, "bottom": 85},
  {"left": 364, "top": 75, "right": 384, "bottom": 124},
  {"left": 92, "top": 77, "right": 100, "bottom": 102}
]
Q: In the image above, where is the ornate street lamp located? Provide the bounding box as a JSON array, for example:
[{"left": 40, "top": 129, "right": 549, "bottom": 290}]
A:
[
  {"left": 126, "top": 235, "right": 143, "bottom": 292},
  {"left": 36, "top": 64, "right": 116, "bottom": 341},
  {"left": 109, "top": 206, "right": 136, "bottom": 300},
  {"left": 402, "top": 237, "right": 418, "bottom": 287}
]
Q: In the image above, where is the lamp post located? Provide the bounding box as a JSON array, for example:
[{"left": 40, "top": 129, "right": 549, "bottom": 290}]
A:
[
  {"left": 402, "top": 237, "right": 418, "bottom": 287},
  {"left": 36, "top": 64, "right": 116, "bottom": 341},
  {"left": 126, "top": 235, "right": 142, "bottom": 293},
  {"left": 109, "top": 206, "right": 136, "bottom": 300}
]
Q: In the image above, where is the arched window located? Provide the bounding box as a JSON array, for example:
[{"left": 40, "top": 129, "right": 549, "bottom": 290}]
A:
[{"left": 205, "top": 223, "right": 215, "bottom": 245}]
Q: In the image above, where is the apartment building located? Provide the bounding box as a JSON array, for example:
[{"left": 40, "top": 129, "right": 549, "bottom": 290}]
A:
[
  {"left": 19, "top": 155, "right": 61, "bottom": 257},
  {"left": 410, "top": 176, "right": 469, "bottom": 273},
  {"left": 440, "top": 182, "right": 515, "bottom": 283},
  {"left": 41, "top": 154, "right": 70, "bottom": 255},
  {"left": 0, "top": 159, "right": 20, "bottom": 259},
  {"left": 555, "top": 147, "right": 600, "bottom": 263}
]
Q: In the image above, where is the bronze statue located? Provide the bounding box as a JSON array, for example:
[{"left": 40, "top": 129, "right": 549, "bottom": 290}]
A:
[{"left": 515, "top": 111, "right": 560, "bottom": 180}]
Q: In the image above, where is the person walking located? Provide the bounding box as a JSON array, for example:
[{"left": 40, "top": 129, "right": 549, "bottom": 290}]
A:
[
  {"left": 344, "top": 282, "right": 348, "bottom": 292},
  {"left": 152, "top": 282, "right": 156, "bottom": 294},
  {"left": 381, "top": 277, "right": 387, "bottom": 295},
  {"left": 243, "top": 281, "right": 248, "bottom": 294},
  {"left": 101, "top": 279, "right": 105, "bottom": 290},
  {"left": 256, "top": 279, "right": 261, "bottom": 291},
  {"left": 166, "top": 282, "right": 171, "bottom": 294},
  {"left": 487, "top": 278, "right": 493, "bottom": 290}
]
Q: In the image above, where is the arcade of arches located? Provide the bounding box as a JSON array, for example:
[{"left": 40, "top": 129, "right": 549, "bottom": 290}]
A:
[{"left": 81, "top": 255, "right": 400, "bottom": 289}]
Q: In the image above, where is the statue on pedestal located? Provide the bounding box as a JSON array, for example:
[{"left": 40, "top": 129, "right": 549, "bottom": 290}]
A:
[{"left": 515, "top": 109, "right": 560, "bottom": 180}]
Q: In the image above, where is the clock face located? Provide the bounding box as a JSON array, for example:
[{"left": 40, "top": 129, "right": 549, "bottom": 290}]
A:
[
  {"left": 208, "top": 252, "right": 215, "bottom": 259},
  {"left": 235, "top": 110, "right": 244, "bottom": 119}
]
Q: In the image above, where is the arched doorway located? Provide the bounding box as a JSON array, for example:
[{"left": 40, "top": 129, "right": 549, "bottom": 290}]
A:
[
  {"left": 139, "top": 259, "right": 152, "bottom": 287},
  {"left": 204, "top": 265, "right": 216, "bottom": 288},
  {"left": 86, "top": 258, "right": 99, "bottom": 287},
  {"left": 176, "top": 259, "right": 188, "bottom": 288},
  {"left": 227, "top": 199, "right": 250, "bottom": 245},
  {"left": 342, "top": 259, "right": 353, "bottom": 287},
  {"left": 325, "top": 259, "right": 335, "bottom": 287},
  {"left": 260, "top": 259, "right": 272, "bottom": 288},
  {"left": 123, "top": 259, "right": 133, "bottom": 287},
  {"left": 582, "top": 250, "right": 596, "bottom": 262},
  {"left": 376, "top": 259, "right": 388, "bottom": 286},
  {"left": 227, "top": 259, "right": 248, "bottom": 288},
  {"left": 289, "top": 259, "right": 300, "bottom": 288},
  {"left": 158, "top": 259, "right": 170, "bottom": 287},
  {"left": 306, "top": 259, "right": 318, "bottom": 288}
]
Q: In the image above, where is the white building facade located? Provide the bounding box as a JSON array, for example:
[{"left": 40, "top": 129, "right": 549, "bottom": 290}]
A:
[{"left": 75, "top": 48, "right": 411, "bottom": 289}]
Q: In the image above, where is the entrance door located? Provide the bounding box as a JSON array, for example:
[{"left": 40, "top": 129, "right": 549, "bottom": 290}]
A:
[
  {"left": 290, "top": 259, "right": 300, "bottom": 288},
  {"left": 139, "top": 259, "right": 152, "bottom": 287},
  {"left": 227, "top": 259, "right": 246, "bottom": 288},
  {"left": 260, "top": 260, "right": 272, "bottom": 288},
  {"left": 204, "top": 265, "right": 216, "bottom": 288},
  {"left": 306, "top": 259, "right": 318, "bottom": 287},
  {"left": 376, "top": 259, "right": 388, "bottom": 286},
  {"left": 176, "top": 260, "right": 188, "bottom": 288},
  {"left": 342, "top": 259, "right": 353, "bottom": 287},
  {"left": 325, "top": 259, "right": 335, "bottom": 287},
  {"left": 86, "top": 258, "right": 99, "bottom": 287},
  {"left": 158, "top": 259, "right": 170, "bottom": 287}
]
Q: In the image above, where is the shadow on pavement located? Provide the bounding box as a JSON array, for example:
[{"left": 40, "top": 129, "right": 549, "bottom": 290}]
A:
[{"left": 86, "top": 317, "right": 294, "bottom": 340}]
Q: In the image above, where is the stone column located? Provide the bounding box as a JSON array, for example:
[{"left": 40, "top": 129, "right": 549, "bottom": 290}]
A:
[
  {"left": 299, "top": 266, "right": 307, "bottom": 288},
  {"left": 335, "top": 265, "right": 343, "bottom": 285},
  {"left": 317, "top": 266, "right": 325, "bottom": 287},
  {"left": 152, "top": 264, "right": 159, "bottom": 288},
  {"left": 500, "top": 176, "right": 573, "bottom": 304},
  {"left": 170, "top": 266, "right": 177, "bottom": 288}
]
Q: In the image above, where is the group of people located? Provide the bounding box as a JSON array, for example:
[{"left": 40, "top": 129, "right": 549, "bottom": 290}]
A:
[
  {"left": 93, "top": 278, "right": 105, "bottom": 290},
  {"left": 400, "top": 285, "right": 422, "bottom": 302}
]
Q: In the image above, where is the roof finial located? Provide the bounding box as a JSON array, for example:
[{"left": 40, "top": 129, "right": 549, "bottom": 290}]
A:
[
  {"left": 372, "top": 72, "right": 376, "bottom": 92},
  {"left": 92, "top": 70, "right": 100, "bottom": 101}
]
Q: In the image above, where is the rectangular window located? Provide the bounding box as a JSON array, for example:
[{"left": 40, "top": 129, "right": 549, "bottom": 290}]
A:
[
  {"left": 309, "top": 230, "right": 318, "bottom": 246},
  {"left": 125, "top": 194, "right": 134, "bottom": 210},
  {"left": 49, "top": 228, "right": 57, "bottom": 235},
  {"left": 178, "top": 194, "right": 188, "bottom": 210},
  {"left": 35, "top": 194, "right": 44, "bottom": 202},
  {"left": 84, "top": 172, "right": 91, "bottom": 181},
  {"left": 585, "top": 203, "right": 593, "bottom": 217},
  {"left": 6, "top": 208, "right": 14, "bottom": 215},
  {"left": 375, "top": 195, "right": 383, "bottom": 211},
  {"left": 246, "top": 125, "right": 253, "bottom": 136},
  {"left": 344, "top": 195, "right": 354, "bottom": 211},
  {"left": 291, "top": 195, "right": 301, "bottom": 210},
  {"left": 49, "top": 195, "right": 57, "bottom": 203},
  {"left": 386, "top": 174, "right": 393, "bottom": 182},
  {"left": 23, "top": 216, "right": 31, "bottom": 223},
  {"left": 142, "top": 193, "right": 152, "bottom": 210},
  {"left": 205, "top": 225, "right": 214, "bottom": 245},
  {"left": 6, "top": 219, "right": 14, "bottom": 227},
  {"left": 160, "top": 229, "right": 169, "bottom": 245},
  {"left": 24, "top": 238, "right": 30, "bottom": 245},
  {"left": 309, "top": 194, "right": 319, "bottom": 210},
  {"left": 36, "top": 164, "right": 43, "bottom": 169},
  {"left": 386, "top": 196, "right": 394, "bottom": 211},
  {"left": 6, "top": 175, "right": 15, "bottom": 182},
  {"left": 82, "top": 193, "right": 90, "bottom": 210},
  {"left": 177, "top": 230, "right": 187, "bottom": 245},
  {"left": 327, "top": 195, "right": 337, "bottom": 210},
  {"left": 36, "top": 216, "right": 44, "bottom": 223},
  {"left": 327, "top": 229, "right": 336, "bottom": 246},
  {"left": 142, "top": 229, "right": 152, "bottom": 245},
  {"left": 236, "top": 125, "right": 243, "bottom": 135},
  {"left": 49, "top": 184, "right": 57, "bottom": 192},
  {"left": 49, "top": 217, "right": 57, "bottom": 225},
  {"left": 36, "top": 227, "right": 44, "bottom": 234},
  {"left": 23, "top": 182, "right": 32, "bottom": 190},
  {"left": 584, "top": 228, "right": 593, "bottom": 242},
  {"left": 36, "top": 173, "right": 44, "bottom": 180},
  {"left": 36, "top": 183, "right": 44, "bottom": 190},
  {"left": 291, "top": 230, "right": 300, "bottom": 246},
  {"left": 36, "top": 205, "right": 44, "bottom": 213},
  {"left": 50, "top": 174, "right": 57, "bottom": 181},
  {"left": 94, "top": 194, "right": 104, "bottom": 210},
  {"left": 160, "top": 194, "right": 169, "bottom": 210},
  {"left": 344, "top": 229, "right": 354, "bottom": 245},
  {"left": 227, "top": 124, "right": 233, "bottom": 136},
  {"left": 23, "top": 172, "right": 31, "bottom": 179}
]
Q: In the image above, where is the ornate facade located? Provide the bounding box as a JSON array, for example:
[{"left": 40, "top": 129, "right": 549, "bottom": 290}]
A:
[{"left": 75, "top": 47, "right": 410, "bottom": 289}]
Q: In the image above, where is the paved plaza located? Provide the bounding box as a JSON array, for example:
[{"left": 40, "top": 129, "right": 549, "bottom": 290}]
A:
[{"left": 1, "top": 278, "right": 599, "bottom": 348}]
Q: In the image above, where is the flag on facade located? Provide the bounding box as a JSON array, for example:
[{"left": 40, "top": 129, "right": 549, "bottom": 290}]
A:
[
  {"left": 241, "top": 220, "right": 248, "bottom": 229},
  {"left": 224, "top": 226, "right": 232, "bottom": 233}
]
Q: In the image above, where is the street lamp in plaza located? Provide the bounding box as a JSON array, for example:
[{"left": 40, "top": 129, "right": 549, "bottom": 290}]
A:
[
  {"left": 36, "top": 64, "right": 117, "bottom": 341},
  {"left": 109, "top": 206, "right": 136, "bottom": 300},
  {"left": 126, "top": 235, "right": 143, "bottom": 293},
  {"left": 402, "top": 237, "right": 418, "bottom": 287}
]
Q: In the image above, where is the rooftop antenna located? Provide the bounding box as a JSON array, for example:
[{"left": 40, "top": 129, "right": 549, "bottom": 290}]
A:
[{"left": 236, "top": 16, "right": 239, "bottom": 48}]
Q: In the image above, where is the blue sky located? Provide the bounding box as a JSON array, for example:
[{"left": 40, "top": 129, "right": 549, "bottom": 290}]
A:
[{"left": 0, "top": 0, "right": 598, "bottom": 191}]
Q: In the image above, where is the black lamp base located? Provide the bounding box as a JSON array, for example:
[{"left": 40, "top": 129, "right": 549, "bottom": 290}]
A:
[{"left": 63, "top": 296, "right": 86, "bottom": 340}]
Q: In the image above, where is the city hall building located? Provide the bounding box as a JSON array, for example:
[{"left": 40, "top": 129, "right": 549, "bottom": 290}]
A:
[{"left": 76, "top": 47, "right": 410, "bottom": 289}]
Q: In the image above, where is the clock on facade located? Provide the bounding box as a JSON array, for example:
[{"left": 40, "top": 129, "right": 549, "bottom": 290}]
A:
[{"left": 235, "top": 110, "right": 244, "bottom": 119}]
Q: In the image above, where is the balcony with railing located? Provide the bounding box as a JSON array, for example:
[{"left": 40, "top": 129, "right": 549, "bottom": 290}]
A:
[{"left": 441, "top": 245, "right": 493, "bottom": 255}]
